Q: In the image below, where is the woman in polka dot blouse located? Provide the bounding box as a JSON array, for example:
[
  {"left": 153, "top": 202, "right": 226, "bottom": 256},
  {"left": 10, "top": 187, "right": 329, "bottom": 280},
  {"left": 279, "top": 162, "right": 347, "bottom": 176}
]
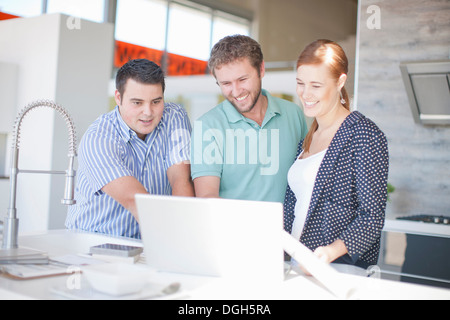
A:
[{"left": 283, "top": 39, "right": 389, "bottom": 269}]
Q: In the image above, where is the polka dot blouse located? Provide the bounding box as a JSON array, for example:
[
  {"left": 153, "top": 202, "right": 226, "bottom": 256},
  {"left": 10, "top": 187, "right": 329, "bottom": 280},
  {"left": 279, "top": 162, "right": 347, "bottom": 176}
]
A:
[{"left": 283, "top": 111, "right": 389, "bottom": 268}]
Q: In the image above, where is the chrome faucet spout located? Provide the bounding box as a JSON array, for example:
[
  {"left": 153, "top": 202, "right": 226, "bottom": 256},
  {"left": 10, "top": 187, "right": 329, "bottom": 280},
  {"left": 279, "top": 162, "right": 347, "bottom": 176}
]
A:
[{"left": 2, "top": 100, "right": 77, "bottom": 250}]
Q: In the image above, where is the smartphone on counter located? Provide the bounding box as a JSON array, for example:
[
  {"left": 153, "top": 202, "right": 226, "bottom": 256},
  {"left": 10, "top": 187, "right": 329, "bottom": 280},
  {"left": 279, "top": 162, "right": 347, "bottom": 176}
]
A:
[{"left": 89, "top": 243, "right": 143, "bottom": 257}]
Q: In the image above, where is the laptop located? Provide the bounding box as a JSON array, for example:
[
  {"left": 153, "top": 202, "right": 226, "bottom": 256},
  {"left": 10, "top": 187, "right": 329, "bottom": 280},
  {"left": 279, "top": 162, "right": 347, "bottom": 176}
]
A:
[{"left": 135, "top": 194, "right": 284, "bottom": 282}]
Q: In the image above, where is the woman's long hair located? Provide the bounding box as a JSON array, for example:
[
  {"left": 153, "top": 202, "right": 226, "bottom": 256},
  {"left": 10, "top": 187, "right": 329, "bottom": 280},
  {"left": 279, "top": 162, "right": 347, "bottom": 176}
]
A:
[{"left": 297, "top": 39, "right": 350, "bottom": 153}]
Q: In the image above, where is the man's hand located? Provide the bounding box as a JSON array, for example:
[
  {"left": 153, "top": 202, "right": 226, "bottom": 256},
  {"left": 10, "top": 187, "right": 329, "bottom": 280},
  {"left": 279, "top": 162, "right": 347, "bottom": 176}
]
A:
[
  {"left": 102, "top": 176, "right": 148, "bottom": 222},
  {"left": 167, "top": 162, "right": 195, "bottom": 197},
  {"left": 102, "top": 162, "right": 195, "bottom": 222}
]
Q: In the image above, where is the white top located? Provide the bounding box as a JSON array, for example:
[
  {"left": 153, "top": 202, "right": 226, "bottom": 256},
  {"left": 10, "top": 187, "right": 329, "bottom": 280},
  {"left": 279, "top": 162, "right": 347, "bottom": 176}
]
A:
[{"left": 287, "top": 149, "right": 327, "bottom": 241}]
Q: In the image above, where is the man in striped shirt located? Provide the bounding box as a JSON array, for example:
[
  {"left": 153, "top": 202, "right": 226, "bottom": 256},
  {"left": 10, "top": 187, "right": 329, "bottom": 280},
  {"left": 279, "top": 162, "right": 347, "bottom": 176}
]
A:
[{"left": 66, "top": 59, "right": 194, "bottom": 238}]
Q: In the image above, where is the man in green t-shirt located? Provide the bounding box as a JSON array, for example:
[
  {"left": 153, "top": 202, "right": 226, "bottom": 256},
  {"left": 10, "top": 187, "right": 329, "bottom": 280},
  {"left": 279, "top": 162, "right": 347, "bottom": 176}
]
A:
[{"left": 191, "top": 35, "right": 308, "bottom": 203}]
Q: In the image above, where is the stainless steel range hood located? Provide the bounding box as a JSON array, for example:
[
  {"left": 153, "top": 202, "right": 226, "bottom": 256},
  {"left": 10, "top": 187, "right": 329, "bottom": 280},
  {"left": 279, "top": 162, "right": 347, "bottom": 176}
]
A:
[{"left": 400, "top": 60, "right": 450, "bottom": 126}]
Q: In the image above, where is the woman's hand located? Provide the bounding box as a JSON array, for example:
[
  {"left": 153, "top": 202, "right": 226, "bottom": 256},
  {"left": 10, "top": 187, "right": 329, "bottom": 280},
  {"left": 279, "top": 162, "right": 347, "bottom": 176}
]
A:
[
  {"left": 313, "top": 240, "right": 348, "bottom": 264},
  {"left": 298, "top": 240, "right": 349, "bottom": 277}
]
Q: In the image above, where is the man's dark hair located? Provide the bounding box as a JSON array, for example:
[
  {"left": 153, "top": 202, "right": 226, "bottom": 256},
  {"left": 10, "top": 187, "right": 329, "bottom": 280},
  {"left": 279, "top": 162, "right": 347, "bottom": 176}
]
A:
[{"left": 116, "top": 59, "right": 166, "bottom": 98}]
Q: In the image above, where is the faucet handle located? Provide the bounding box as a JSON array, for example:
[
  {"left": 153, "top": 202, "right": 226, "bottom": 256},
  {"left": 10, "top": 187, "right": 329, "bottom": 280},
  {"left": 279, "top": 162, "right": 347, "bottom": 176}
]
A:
[{"left": 61, "top": 167, "right": 76, "bottom": 206}]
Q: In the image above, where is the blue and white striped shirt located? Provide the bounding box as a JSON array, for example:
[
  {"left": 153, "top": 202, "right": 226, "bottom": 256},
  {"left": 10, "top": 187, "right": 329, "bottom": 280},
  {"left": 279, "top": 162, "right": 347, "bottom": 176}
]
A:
[{"left": 65, "top": 103, "right": 191, "bottom": 238}]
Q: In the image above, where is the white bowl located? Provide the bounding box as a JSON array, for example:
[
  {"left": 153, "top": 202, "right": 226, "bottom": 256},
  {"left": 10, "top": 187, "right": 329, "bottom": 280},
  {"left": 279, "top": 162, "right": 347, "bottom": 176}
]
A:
[{"left": 82, "top": 263, "right": 155, "bottom": 296}]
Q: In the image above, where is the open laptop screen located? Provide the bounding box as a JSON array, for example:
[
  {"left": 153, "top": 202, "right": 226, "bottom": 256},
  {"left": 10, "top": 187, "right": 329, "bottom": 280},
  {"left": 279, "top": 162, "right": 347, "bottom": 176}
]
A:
[{"left": 135, "top": 195, "right": 284, "bottom": 282}]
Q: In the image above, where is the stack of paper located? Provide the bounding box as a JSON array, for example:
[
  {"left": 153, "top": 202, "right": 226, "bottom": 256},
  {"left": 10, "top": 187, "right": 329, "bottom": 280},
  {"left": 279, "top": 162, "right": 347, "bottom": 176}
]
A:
[
  {"left": 0, "top": 247, "right": 49, "bottom": 265},
  {"left": 0, "top": 263, "right": 69, "bottom": 280}
]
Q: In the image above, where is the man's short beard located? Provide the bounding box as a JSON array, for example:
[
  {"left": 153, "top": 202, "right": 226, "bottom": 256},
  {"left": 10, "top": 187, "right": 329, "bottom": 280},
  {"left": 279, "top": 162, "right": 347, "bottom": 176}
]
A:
[{"left": 230, "top": 88, "right": 262, "bottom": 115}]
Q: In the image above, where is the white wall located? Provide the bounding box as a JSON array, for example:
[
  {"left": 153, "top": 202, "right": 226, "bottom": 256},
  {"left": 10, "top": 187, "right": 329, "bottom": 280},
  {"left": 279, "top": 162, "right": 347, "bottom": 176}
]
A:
[
  {"left": 0, "top": 62, "right": 18, "bottom": 181},
  {"left": 48, "top": 15, "right": 115, "bottom": 229},
  {"left": 0, "top": 14, "right": 114, "bottom": 233},
  {"left": 0, "top": 62, "right": 18, "bottom": 133},
  {"left": 0, "top": 14, "right": 60, "bottom": 233}
]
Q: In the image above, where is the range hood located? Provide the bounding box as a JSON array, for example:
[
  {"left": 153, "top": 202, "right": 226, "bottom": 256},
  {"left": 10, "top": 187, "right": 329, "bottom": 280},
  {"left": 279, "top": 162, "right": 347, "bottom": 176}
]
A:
[{"left": 400, "top": 60, "right": 450, "bottom": 126}]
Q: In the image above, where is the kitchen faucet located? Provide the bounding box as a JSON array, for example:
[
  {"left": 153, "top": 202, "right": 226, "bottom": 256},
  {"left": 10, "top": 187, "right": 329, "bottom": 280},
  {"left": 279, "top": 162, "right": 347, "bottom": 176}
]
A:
[{"left": 1, "top": 100, "right": 77, "bottom": 250}]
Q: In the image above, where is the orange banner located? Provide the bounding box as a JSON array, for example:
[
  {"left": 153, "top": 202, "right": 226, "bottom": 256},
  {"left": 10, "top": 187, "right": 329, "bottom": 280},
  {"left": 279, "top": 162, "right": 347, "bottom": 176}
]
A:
[
  {"left": 114, "top": 40, "right": 209, "bottom": 76},
  {"left": 0, "top": 12, "right": 20, "bottom": 20}
]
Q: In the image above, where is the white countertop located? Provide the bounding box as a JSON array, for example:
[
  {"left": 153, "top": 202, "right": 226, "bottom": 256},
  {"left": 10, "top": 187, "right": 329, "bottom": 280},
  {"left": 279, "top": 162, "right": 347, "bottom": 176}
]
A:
[
  {"left": 384, "top": 218, "right": 450, "bottom": 238},
  {"left": 0, "top": 229, "right": 449, "bottom": 300}
]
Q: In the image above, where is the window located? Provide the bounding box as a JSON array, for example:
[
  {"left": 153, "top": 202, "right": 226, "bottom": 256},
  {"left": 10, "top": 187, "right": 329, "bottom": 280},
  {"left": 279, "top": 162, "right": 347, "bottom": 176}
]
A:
[
  {"left": 0, "top": 0, "right": 42, "bottom": 17},
  {"left": 167, "top": 2, "right": 211, "bottom": 60},
  {"left": 46, "top": 0, "right": 104, "bottom": 23},
  {"left": 0, "top": 0, "right": 105, "bottom": 22},
  {"left": 212, "top": 13, "right": 250, "bottom": 48},
  {"left": 115, "top": 0, "right": 168, "bottom": 50},
  {"left": 115, "top": 0, "right": 251, "bottom": 62}
]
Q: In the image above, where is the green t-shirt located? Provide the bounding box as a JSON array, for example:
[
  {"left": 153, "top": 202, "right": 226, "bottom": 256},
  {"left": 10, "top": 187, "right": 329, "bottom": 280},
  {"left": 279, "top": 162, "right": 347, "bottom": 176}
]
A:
[{"left": 191, "top": 89, "right": 308, "bottom": 203}]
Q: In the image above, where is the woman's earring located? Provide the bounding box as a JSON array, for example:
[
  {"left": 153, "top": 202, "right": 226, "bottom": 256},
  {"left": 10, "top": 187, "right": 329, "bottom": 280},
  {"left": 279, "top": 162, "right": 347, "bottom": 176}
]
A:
[{"left": 340, "top": 91, "right": 346, "bottom": 105}]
